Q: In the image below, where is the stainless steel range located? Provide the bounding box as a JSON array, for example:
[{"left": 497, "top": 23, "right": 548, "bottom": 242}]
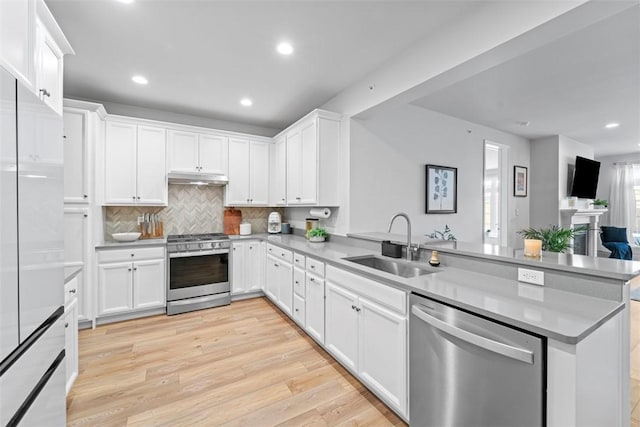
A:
[{"left": 166, "top": 233, "right": 230, "bottom": 315}]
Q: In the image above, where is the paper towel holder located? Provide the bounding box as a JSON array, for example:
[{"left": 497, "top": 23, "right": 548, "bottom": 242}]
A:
[{"left": 309, "top": 208, "right": 331, "bottom": 219}]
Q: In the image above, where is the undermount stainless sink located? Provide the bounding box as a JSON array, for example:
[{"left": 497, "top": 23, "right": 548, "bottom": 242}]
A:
[{"left": 343, "top": 255, "right": 435, "bottom": 278}]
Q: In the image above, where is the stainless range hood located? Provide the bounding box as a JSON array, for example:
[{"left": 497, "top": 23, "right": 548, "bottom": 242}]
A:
[{"left": 167, "top": 172, "right": 228, "bottom": 186}]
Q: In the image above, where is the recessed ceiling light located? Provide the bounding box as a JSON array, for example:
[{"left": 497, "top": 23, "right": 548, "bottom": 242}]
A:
[
  {"left": 277, "top": 42, "right": 294, "bottom": 55},
  {"left": 117, "top": 0, "right": 134, "bottom": 4},
  {"left": 240, "top": 98, "right": 253, "bottom": 107},
  {"left": 131, "top": 75, "right": 148, "bottom": 85},
  {"left": 605, "top": 122, "right": 620, "bottom": 129}
]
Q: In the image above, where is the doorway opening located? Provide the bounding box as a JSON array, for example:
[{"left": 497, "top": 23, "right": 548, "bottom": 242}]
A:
[{"left": 484, "top": 141, "right": 509, "bottom": 246}]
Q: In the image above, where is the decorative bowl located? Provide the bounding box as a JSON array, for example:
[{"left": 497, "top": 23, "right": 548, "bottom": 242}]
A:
[{"left": 112, "top": 232, "right": 141, "bottom": 242}]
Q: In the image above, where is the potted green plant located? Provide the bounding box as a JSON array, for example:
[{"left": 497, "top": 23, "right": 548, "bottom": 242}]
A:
[
  {"left": 518, "top": 225, "right": 582, "bottom": 253},
  {"left": 592, "top": 199, "right": 608, "bottom": 209},
  {"left": 308, "top": 227, "right": 328, "bottom": 242},
  {"left": 427, "top": 225, "right": 457, "bottom": 241}
]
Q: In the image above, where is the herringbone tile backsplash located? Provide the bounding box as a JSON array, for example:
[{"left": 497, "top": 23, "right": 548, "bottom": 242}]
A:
[{"left": 105, "top": 185, "right": 284, "bottom": 240}]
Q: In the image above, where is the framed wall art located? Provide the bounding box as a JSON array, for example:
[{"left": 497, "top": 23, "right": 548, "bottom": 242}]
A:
[
  {"left": 426, "top": 164, "right": 457, "bottom": 214},
  {"left": 514, "top": 165, "right": 528, "bottom": 197}
]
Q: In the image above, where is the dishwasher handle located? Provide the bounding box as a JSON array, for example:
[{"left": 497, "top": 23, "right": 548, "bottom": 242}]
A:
[{"left": 411, "top": 304, "right": 534, "bottom": 365}]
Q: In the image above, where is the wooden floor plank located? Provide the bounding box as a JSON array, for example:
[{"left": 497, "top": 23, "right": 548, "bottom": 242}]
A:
[{"left": 68, "top": 297, "right": 406, "bottom": 426}]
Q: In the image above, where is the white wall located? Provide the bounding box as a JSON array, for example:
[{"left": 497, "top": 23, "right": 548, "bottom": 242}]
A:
[
  {"left": 530, "top": 135, "right": 594, "bottom": 228},
  {"left": 347, "top": 104, "right": 530, "bottom": 247}
]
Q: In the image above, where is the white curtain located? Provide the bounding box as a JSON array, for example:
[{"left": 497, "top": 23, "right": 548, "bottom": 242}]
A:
[{"left": 608, "top": 163, "right": 636, "bottom": 243}]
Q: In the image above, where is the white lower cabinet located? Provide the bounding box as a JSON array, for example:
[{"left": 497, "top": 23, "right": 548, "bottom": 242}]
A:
[
  {"left": 265, "top": 252, "right": 293, "bottom": 315},
  {"left": 305, "top": 271, "right": 325, "bottom": 344},
  {"left": 64, "top": 287, "right": 78, "bottom": 395},
  {"left": 325, "top": 266, "right": 408, "bottom": 418},
  {"left": 97, "top": 247, "right": 165, "bottom": 318},
  {"left": 293, "top": 294, "right": 305, "bottom": 326},
  {"left": 232, "top": 240, "right": 265, "bottom": 295}
]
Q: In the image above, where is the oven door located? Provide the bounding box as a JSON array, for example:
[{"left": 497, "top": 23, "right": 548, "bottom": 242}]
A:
[{"left": 167, "top": 249, "right": 229, "bottom": 301}]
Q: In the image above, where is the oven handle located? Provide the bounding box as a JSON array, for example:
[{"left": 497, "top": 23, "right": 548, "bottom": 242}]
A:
[{"left": 169, "top": 249, "right": 229, "bottom": 258}]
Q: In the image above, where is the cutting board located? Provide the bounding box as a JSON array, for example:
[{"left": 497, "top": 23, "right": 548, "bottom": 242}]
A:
[{"left": 224, "top": 209, "right": 242, "bottom": 235}]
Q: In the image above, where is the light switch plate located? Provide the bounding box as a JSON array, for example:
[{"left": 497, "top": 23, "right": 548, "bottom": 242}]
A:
[{"left": 518, "top": 267, "right": 544, "bottom": 286}]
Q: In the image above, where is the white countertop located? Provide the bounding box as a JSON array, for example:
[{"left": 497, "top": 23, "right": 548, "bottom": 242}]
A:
[
  {"left": 95, "top": 238, "right": 166, "bottom": 249},
  {"left": 265, "top": 234, "right": 624, "bottom": 344}
]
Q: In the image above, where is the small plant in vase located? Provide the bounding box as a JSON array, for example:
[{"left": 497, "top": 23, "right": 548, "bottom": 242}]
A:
[
  {"left": 592, "top": 199, "right": 608, "bottom": 209},
  {"left": 308, "top": 227, "right": 328, "bottom": 242},
  {"left": 518, "top": 225, "right": 582, "bottom": 253}
]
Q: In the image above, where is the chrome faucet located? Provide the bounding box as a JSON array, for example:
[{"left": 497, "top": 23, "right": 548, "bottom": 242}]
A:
[{"left": 387, "top": 212, "right": 414, "bottom": 261}]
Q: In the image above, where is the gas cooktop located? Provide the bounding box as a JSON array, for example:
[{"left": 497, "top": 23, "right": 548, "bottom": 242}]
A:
[{"left": 167, "top": 233, "right": 229, "bottom": 243}]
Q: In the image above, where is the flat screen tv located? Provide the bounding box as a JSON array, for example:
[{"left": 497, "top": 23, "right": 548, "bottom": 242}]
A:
[{"left": 570, "top": 156, "right": 600, "bottom": 199}]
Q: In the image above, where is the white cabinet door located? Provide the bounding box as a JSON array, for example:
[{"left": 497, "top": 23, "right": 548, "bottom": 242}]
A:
[
  {"left": 104, "top": 122, "right": 137, "bottom": 204},
  {"left": 246, "top": 241, "right": 265, "bottom": 291},
  {"left": 199, "top": 134, "right": 228, "bottom": 175},
  {"left": 286, "top": 131, "right": 302, "bottom": 204},
  {"left": 227, "top": 138, "right": 250, "bottom": 205},
  {"left": 249, "top": 141, "right": 269, "bottom": 205},
  {"left": 305, "top": 273, "right": 325, "bottom": 344},
  {"left": 63, "top": 109, "right": 88, "bottom": 203},
  {"left": 36, "top": 25, "right": 62, "bottom": 114},
  {"left": 98, "top": 262, "right": 133, "bottom": 316},
  {"left": 63, "top": 208, "right": 89, "bottom": 320},
  {"left": 167, "top": 130, "right": 199, "bottom": 173},
  {"left": 265, "top": 254, "right": 279, "bottom": 302},
  {"left": 299, "top": 121, "right": 317, "bottom": 204},
  {"left": 0, "top": 0, "right": 35, "bottom": 89},
  {"left": 269, "top": 137, "right": 286, "bottom": 205},
  {"left": 64, "top": 298, "right": 78, "bottom": 395},
  {"left": 136, "top": 125, "right": 167, "bottom": 205},
  {"left": 231, "top": 241, "right": 246, "bottom": 295},
  {"left": 358, "top": 297, "right": 407, "bottom": 416},
  {"left": 278, "top": 261, "right": 294, "bottom": 316},
  {"left": 133, "top": 259, "right": 165, "bottom": 310},
  {"left": 325, "top": 282, "right": 358, "bottom": 371}
]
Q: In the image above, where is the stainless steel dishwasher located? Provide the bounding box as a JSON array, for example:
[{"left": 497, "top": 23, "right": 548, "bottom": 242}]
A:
[{"left": 410, "top": 293, "right": 544, "bottom": 427}]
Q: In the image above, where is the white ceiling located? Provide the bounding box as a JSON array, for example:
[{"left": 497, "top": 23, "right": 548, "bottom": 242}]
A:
[
  {"left": 411, "top": 5, "right": 640, "bottom": 157},
  {"left": 46, "top": 0, "right": 476, "bottom": 132}
]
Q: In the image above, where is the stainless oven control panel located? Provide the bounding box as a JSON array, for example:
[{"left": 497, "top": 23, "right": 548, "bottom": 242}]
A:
[{"left": 167, "top": 240, "right": 231, "bottom": 254}]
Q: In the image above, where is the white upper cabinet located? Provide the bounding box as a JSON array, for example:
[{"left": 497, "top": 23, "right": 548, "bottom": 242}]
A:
[
  {"left": 136, "top": 126, "right": 167, "bottom": 205},
  {"left": 0, "top": 0, "right": 73, "bottom": 113},
  {"left": 226, "top": 138, "right": 269, "bottom": 206},
  {"left": 0, "top": 0, "right": 36, "bottom": 90},
  {"left": 167, "top": 130, "right": 199, "bottom": 173},
  {"left": 63, "top": 108, "right": 88, "bottom": 203},
  {"left": 199, "top": 134, "right": 228, "bottom": 175},
  {"left": 281, "top": 110, "right": 340, "bottom": 206},
  {"left": 269, "top": 136, "right": 286, "bottom": 206},
  {"left": 104, "top": 121, "right": 167, "bottom": 206},
  {"left": 167, "top": 130, "right": 228, "bottom": 175}
]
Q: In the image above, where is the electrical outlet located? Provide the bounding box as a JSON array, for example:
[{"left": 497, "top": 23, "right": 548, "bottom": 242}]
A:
[{"left": 518, "top": 267, "right": 544, "bottom": 286}]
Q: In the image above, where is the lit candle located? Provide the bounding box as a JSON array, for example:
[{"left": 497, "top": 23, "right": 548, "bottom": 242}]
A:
[{"left": 524, "top": 239, "right": 542, "bottom": 258}]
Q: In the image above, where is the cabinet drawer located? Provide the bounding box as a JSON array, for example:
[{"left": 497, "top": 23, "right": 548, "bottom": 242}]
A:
[
  {"left": 293, "top": 294, "right": 305, "bottom": 326},
  {"left": 97, "top": 246, "right": 165, "bottom": 263},
  {"left": 326, "top": 265, "right": 406, "bottom": 314},
  {"left": 293, "top": 268, "right": 306, "bottom": 298},
  {"left": 64, "top": 275, "right": 79, "bottom": 306},
  {"left": 306, "top": 258, "right": 325, "bottom": 277},
  {"left": 293, "top": 252, "right": 306, "bottom": 269},
  {"left": 266, "top": 244, "right": 292, "bottom": 263},
  {"left": 306, "top": 272, "right": 324, "bottom": 290}
]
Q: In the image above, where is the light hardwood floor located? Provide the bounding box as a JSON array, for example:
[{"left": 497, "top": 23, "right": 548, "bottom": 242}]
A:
[
  {"left": 631, "top": 300, "right": 640, "bottom": 427},
  {"left": 67, "top": 298, "right": 406, "bottom": 426},
  {"left": 68, "top": 298, "right": 640, "bottom": 426}
]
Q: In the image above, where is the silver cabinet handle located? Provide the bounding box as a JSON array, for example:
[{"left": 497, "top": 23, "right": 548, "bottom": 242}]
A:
[
  {"left": 128, "top": 268, "right": 132, "bottom": 272},
  {"left": 137, "top": 196, "right": 141, "bottom": 200},
  {"left": 351, "top": 304, "right": 357, "bottom": 310},
  {"left": 274, "top": 263, "right": 279, "bottom": 267},
  {"left": 83, "top": 213, "right": 88, "bottom": 218},
  {"left": 69, "top": 289, "right": 77, "bottom": 294},
  {"left": 39, "top": 88, "right": 51, "bottom": 97},
  {"left": 411, "top": 305, "right": 534, "bottom": 364},
  {"left": 356, "top": 307, "right": 361, "bottom": 312},
  {"left": 309, "top": 277, "right": 315, "bottom": 282},
  {"left": 295, "top": 281, "right": 299, "bottom": 285},
  {"left": 65, "top": 322, "right": 69, "bottom": 328},
  {"left": 133, "top": 267, "right": 138, "bottom": 271},
  {"left": 83, "top": 194, "right": 88, "bottom": 199},
  {"left": 132, "top": 196, "right": 136, "bottom": 200}
]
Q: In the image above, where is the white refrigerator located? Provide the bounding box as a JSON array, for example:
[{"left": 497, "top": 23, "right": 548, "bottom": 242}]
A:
[{"left": 0, "top": 65, "right": 66, "bottom": 425}]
